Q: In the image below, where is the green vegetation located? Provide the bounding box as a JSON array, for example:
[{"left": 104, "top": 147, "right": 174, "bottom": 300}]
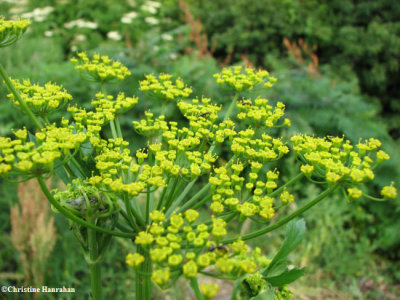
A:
[{"left": 0, "top": 1, "right": 399, "bottom": 299}]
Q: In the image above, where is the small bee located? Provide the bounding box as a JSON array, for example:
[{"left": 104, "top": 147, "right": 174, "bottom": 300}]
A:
[
  {"left": 238, "top": 99, "right": 252, "bottom": 106},
  {"left": 197, "top": 111, "right": 211, "bottom": 118},
  {"left": 208, "top": 245, "right": 228, "bottom": 255},
  {"left": 67, "top": 196, "right": 99, "bottom": 210}
]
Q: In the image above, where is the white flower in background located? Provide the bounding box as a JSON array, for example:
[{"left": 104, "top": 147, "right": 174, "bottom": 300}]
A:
[
  {"left": 44, "top": 31, "right": 53, "bottom": 37},
  {"left": 161, "top": 33, "right": 173, "bottom": 41},
  {"left": 170, "top": 53, "right": 178, "bottom": 60},
  {"left": 121, "top": 17, "right": 131, "bottom": 24},
  {"left": 107, "top": 31, "right": 122, "bottom": 41},
  {"left": 9, "top": 7, "right": 26, "bottom": 14},
  {"left": 145, "top": 17, "right": 159, "bottom": 25},
  {"left": 127, "top": 0, "right": 136, "bottom": 7},
  {"left": 21, "top": 6, "right": 54, "bottom": 22},
  {"left": 141, "top": 4, "right": 157, "bottom": 14},
  {"left": 121, "top": 11, "right": 138, "bottom": 24},
  {"left": 34, "top": 15, "right": 46, "bottom": 22},
  {"left": 64, "top": 19, "right": 98, "bottom": 29},
  {"left": 1, "top": 0, "right": 28, "bottom": 4},
  {"left": 146, "top": 1, "right": 161, "bottom": 8},
  {"left": 75, "top": 34, "right": 86, "bottom": 42},
  {"left": 84, "top": 21, "right": 98, "bottom": 29},
  {"left": 71, "top": 45, "right": 78, "bottom": 52}
]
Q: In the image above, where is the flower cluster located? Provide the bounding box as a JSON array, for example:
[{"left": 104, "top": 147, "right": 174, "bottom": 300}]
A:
[
  {"left": 0, "top": 42, "right": 396, "bottom": 299},
  {"left": 127, "top": 210, "right": 271, "bottom": 293},
  {"left": 140, "top": 74, "right": 192, "bottom": 101},
  {"left": 237, "top": 98, "right": 290, "bottom": 127},
  {"left": 132, "top": 112, "right": 168, "bottom": 137},
  {"left": 53, "top": 178, "right": 118, "bottom": 217},
  {"left": 231, "top": 131, "right": 289, "bottom": 163},
  {"left": 8, "top": 79, "right": 72, "bottom": 116},
  {"left": 70, "top": 52, "right": 131, "bottom": 83},
  {"left": 0, "top": 125, "right": 86, "bottom": 177},
  {"left": 213, "top": 66, "right": 276, "bottom": 92},
  {"left": 208, "top": 161, "right": 291, "bottom": 219},
  {"left": 0, "top": 18, "right": 30, "bottom": 47},
  {"left": 68, "top": 92, "right": 138, "bottom": 136},
  {"left": 292, "top": 135, "right": 397, "bottom": 198}
]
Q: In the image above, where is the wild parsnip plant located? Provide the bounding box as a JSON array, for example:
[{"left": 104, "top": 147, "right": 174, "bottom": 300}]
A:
[{"left": 0, "top": 19, "right": 397, "bottom": 300}]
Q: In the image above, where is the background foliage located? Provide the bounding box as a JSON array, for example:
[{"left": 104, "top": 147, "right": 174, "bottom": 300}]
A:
[{"left": 0, "top": 0, "right": 399, "bottom": 299}]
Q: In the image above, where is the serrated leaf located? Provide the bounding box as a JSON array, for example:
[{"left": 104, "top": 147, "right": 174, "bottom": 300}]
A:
[
  {"left": 231, "top": 274, "right": 248, "bottom": 300},
  {"left": 267, "top": 267, "right": 306, "bottom": 286},
  {"left": 250, "top": 288, "right": 275, "bottom": 300},
  {"left": 263, "top": 219, "right": 306, "bottom": 277},
  {"left": 79, "top": 140, "right": 94, "bottom": 159},
  {"left": 266, "top": 260, "right": 288, "bottom": 277},
  {"left": 54, "top": 161, "right": 71, "bottom": 184}
]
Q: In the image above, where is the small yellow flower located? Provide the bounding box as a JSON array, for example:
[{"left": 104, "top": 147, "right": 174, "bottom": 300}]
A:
[
  {"left": 152, "top": 268, "right": 170, "bottom": 285},
  {"left": 0, "top": 18, "right": 30, "bottom": 47},
  {"left": 135, "top": 232, "right": 154, "bottom": 245},
  {"left": 347, "top": 187, "right": 362, "bottom": 199},
  {"left": 280, "top": 191, "right": 295, "bottom": 203},
  {"left": 125, "top": 253, "right": 145, "bottom": 267},
  {"left": 381, "top": 183, "right": 397, "bottom": 199},
  {"left": 200, "top": 283, "right": 219, "bottom": 299},
  {"left": 184, "top": 209, "right": 199, "bottom": 223},
  {"left": 183, "top": 260, "right": 198, "bottom": 278}
]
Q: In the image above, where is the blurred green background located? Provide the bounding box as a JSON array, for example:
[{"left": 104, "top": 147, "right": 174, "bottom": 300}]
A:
[{"left": 0, "top": 0, "right": 399, "bottom": 299}]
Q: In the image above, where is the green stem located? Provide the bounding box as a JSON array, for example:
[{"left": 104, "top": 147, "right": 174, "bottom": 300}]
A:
[
  {"left": 208, "top": 93, "right": 239, "bottom": 153},
  {"left": 126, "top": 196, "right": 146, "bottom": 228},
  {"left": 88, "top": 219, "right": 103, "bottom": 300},
  {"left": 115, "top": 116, "right": 124, "bottom": 139},
  {"left": 223, "top": 93, "right": 240, "bottom": 122},
  {"left": 190, "top": 277, "right": 205, "bottom": 300},
  {"left": 177, "top": 183, "right": 210, "bottom": 213},
  {"left": 37, "top": 176, "right": 134, "bottom": 238},
  {"left": 157, "top": 177, "right": 170, "bottom": 210},
  {"left": 269, "top": 173, "right": 305, "bottom": 197},
  {"left": 0, "top": 63, "right": 43, "bottom": 129},
  {"left": 146, "top": 186, "right": 150, "bottom": 223},
  {"left": 165, "top": 179, "right": 195, "bottom": 218},
  {"left": 162, "top": 176, "right": 179, "bottom": 212},
  {"left": 221, "top": 184, "right": 339, "bottom": 244},
  {"left": 136, "top": 245, "right": 152, "bottom": 300},
  {"left": 363, "top": 193, "right": 387, "bottom": 202},
  {"left": 192, "top": 194, "right": 212, "bottom": 210},
  {"left": 110, "top": 119, "right": 118, "bottom": 139}
]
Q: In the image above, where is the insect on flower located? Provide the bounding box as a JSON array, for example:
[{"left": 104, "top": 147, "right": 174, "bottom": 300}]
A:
[
  {"left": 197, "top": 111, "right": 211, "bottom": 118},
  {"left": 208, "top": 245, "right": 228, "bottom": 255},
  {"left": 239, "top": 99, "right": 253, "bottom": 106}
]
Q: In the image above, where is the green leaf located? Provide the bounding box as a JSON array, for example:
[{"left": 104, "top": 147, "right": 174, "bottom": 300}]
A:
[
  {"left": 267, "top": 267, "right": 306, "bottom": 286},
  {"left": 54, "top": 161, "right": 72, "bottom": 184},
  {"left": 231, "top": 274, "right": 248, "bottom": 300},
  {"left": 263, "top": 219, "right": 306, "bottom": 277},
  {"left": 266, "top": 260, "right": 287, "bottom": 277},
  {"left": 250, "top": 288, "right": 275, "bottom": 300},
  {"left": 79, "top": 140, "right": 94, "bottom": 159}
]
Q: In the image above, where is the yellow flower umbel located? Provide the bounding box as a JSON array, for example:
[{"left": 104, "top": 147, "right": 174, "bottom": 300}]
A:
[
  {"left": 7, "top": 79, "right": 72, "bottom": 117},
  {"left": 381, "top": 183, "right": 397, "bottom": 199},
  {"left": 140, "top": 73, "right": 192, "bottom": 101},
  {"left": 70, "top": 52, "right": 131, "bottom": 83},
  {"left": 214, "top": 66, "right": 275, "bottom": 92},
  {"left": 126, "top": 253, "right": 145, "bottom": 267},
  {"left": 0, "top": 125, "right": 87, "bottom": 178},
  {"left": 0, "top": 18, "right": 30, "bottom": 47},
  {"left": 291, "top": 135, "right": 395, "bottom": 200},
  {"left": 200, "top": 283, "right": 219, "bottom": 299}
]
